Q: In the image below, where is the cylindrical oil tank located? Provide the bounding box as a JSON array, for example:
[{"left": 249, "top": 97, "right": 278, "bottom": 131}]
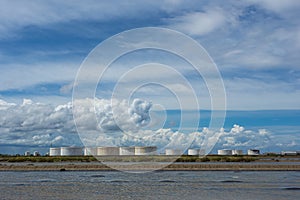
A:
[
  {"left": 24, "top": 151, "right": 30, "bottom": 156},
  {"left": 247, "top": 149, "right": 260, "bottom": 155},
  {"left": 84, "top": 147, "right": 97, "bottom": 156},
  {"left": 232, "top": 150, "right": 243, "bottom": 155},
  {"left": 97, "top": 147, "right": 119, "bottom": 156},
  {"left": 60, "top": 147, "right": 83, "bottom": 156},
  {"left": 135, "top": 146, "right": 157, "bottom": 155},
  {"left": 49, "top": 147, "right": 61, "bottom": 156},
  {"left": 33, "top": 151, "right": 40, "bottom": 156},
  {"left": 218, "top": 149, "right": 232, "bottom": 155},
  {"left": 119, "top": 147, "right": 135, "bottom": 156},
  {"left": 188, "top": 149, "right": 206, "bottom": 156},
  {"left": 165, "top": 149, "right": 182, "bottom": 155}
]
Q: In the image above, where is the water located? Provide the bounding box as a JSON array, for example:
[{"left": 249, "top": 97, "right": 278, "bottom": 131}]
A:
[{"left": 0, "top": 171, "right": 299, "bottom": 200}]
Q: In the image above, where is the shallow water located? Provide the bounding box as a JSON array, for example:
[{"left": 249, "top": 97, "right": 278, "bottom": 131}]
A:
[{"left": 0, "top": 171, "right": 299, "bottom": 200}]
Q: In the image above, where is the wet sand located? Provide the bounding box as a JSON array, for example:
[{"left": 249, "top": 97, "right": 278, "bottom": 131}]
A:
[{"left": 0, "top": 162, "right": 299, "bottom": 171}]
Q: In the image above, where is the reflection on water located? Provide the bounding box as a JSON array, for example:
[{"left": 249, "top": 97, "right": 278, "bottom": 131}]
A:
[{"left": 0, "top": 171, "right": 299, "bottom": 200}]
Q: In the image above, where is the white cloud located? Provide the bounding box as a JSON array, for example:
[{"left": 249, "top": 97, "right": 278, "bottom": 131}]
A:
[
  {"left": 0, "top": 0, "right": 202, "bottom": 38},
  {"left": 247, "top": 0, "right": 300, "bottom": 14},
  {"left": 166, "top": 8, "right": 227, "bottom": 36},
  {"left": 211, "top": 124, "right": 274, "bottom": 151},
  {"left": 223, "top": 77, "right": 300, "bottom": 110},
  {"left": 0, "top": 0, "right": 300, "bottom": 113},
  {"left": 0, "top": 61, "right": 78, "bottom": 91},
  {"left": 1, "top": 98, "right": 297, "bottom": 153}
]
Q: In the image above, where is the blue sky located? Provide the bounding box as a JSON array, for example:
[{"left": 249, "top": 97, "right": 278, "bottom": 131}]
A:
[
  {"left": 0, "top": 0, "right": 299, "bottom": 154},
  {"left": 0, "top": 0, "right": 299, "bottom": 109}
]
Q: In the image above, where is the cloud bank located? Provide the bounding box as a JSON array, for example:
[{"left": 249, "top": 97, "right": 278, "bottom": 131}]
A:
[{"left": 1, "top": 98, "right": 295, "bottom": 154}]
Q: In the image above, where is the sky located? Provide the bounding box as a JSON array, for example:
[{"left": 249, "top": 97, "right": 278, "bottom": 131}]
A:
[{"left": 0, "top": 0, "right": 299, "bottom": 154}]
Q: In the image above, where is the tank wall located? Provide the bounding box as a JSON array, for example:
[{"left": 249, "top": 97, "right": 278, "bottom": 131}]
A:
[
  {"left": 187, "top": 149, "right": 206, "bottom": 156},
  {"left": 165, "top": 149, "right": 182, "bottom": 155},
  {"left": 247, "top": 149, "right": 260, "bottom": 155},
  {"left": 49, "top": 148, "right": 61, "bottom": 156},
  {"left": 84, "top": 147, "right": 97, "bottom": 156},
  {"left": 61, "top": 147, "right": 83, "bottom": 156},
  {"left": 232, "top": 150, "right": 243, "bottom": 155},
  {"left": 97, "top": 147, "right": 119, "bottom": 156},
  {"left": 135, "top": 146, "right": 157, "bottom": 155},
  {"left": 119, "top": 147, "right": 135, "bottom": 155},
  {"left": 218, "top": 149, "right": 232, "bottom": 155}
]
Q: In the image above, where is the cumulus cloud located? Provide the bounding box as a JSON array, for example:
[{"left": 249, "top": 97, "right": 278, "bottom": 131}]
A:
[
  {"left": 0, "top": 98, "right": 288, "bottom": 153},
  {"left": 73, "top": 98, "right": 152, "bottom": 133},
  {"left": 0, "top": 98, "right": 154, "bottom": 147},
  {"left": 216, "top": 124, "right": 272, "bottom": 150}
]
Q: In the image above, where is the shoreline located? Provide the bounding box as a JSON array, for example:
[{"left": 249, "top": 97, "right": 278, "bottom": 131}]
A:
[{"left": 1, "top": 162, "right": 299, "bottom": 171}]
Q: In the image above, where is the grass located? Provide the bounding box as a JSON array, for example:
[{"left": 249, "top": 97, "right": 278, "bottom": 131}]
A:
[
  {"left": 0, "top": 154, "right": 295, "bottom": 163},
  {"left": 0, "top": 156, "right": 97, "bottom": 163}
]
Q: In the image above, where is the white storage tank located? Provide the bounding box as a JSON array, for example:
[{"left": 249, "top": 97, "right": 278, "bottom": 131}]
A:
[
  {"left": 33, "top": 151, "right": 40, "bottom": 156},
  {"left": 188, "top": 149, "right": 206, "bottom": 156},
  {"left": 61, "top": 147, "right": 83, "bottom": 156},
  {"left": 84, "top": 147, "right": 97, "bottom": 156},
  {"left": 49, "top": 148, "right": 61, "bottom": 156},
  {"left": 232, "top": 150, "right": 243, "bottom": 155},
  {"left": 24, "top": 151, "right": 30, "bottom": 156},
  {"left": 119, "top": 147, "right": 135, "bottom": 156},
  {"left": 281, "top": 151, "right": 297, "bottom": 156},
  {"left": 247, "top": 149, "right": 260, "bottom": 155},
  {"left": 97, "top": 147, "right": 119, "bottom": 156},
  {"left": 165, "top": 149, "right": 183, "bottom": 155},
  {"left": 135, "top": 146, "right": 157, "bottom": 155},
  {"left": 218, "top": 149, "right": 232, "bottom": 155}
]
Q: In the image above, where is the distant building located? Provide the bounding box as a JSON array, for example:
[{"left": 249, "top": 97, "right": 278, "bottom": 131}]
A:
[
  {"left": 24, "top": 151, "right": 30, "bottom": 156},
  {"left": 33, "top": 151, "right": 40, "bottom": 156},
  {"left": 247, "top": 149, "right": 260, "bottom": 155}
]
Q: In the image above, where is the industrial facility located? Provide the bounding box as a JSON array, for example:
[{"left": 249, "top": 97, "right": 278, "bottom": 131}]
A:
[
  {"left": 47, "top": 146, "right": 266, "bottom": 157},
  {"left": 48, "top": 146, "right": 158, "bottom": 156}
]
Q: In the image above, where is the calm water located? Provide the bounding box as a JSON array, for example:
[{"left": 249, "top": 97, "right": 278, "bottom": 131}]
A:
[{"left": 0, "top": 171, "right": 299, "bottom": 200}]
